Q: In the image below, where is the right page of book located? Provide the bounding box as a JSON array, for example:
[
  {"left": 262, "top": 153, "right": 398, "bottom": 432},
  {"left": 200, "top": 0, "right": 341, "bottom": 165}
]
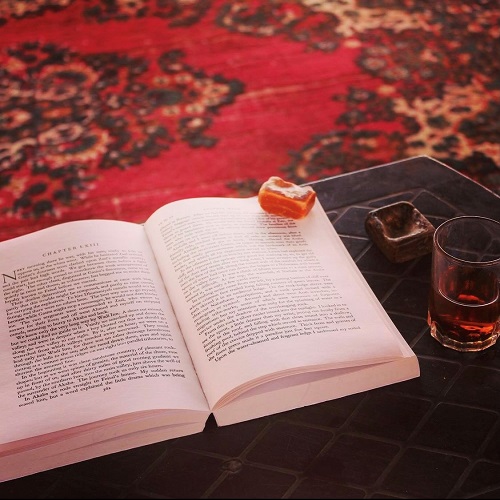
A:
[{"left": 144, "top": 196, "right": 419, "bottom": 415}]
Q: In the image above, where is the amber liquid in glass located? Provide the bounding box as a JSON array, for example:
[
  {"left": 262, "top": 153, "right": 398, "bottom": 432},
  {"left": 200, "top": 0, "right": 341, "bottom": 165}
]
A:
[{"left": 428, "top": 266, "right": 499, "bottom": 351}]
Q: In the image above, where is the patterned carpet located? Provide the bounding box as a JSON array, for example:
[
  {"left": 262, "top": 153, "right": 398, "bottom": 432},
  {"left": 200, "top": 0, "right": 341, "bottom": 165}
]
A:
[{"left": 1, "top": 0, "right": 499, "bottom": 242}]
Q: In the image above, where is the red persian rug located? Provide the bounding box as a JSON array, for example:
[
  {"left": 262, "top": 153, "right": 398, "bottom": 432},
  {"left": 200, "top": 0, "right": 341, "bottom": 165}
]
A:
[{"left": 1, "top": 0, "right": 499, "bottom": 242}]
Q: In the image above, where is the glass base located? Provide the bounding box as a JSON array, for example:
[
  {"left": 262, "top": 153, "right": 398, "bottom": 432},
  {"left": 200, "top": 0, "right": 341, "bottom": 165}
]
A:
[{"left": 428, "top": 320, "right": 499, "bottom": 352}]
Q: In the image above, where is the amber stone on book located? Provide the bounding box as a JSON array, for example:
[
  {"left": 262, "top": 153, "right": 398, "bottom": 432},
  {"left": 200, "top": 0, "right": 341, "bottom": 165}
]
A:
[
  {"left": 365, "top": 201, "right": 435, "bottom": 263},
  {"left": 258, "top": 176, "right": 316, "bottom": 219}
]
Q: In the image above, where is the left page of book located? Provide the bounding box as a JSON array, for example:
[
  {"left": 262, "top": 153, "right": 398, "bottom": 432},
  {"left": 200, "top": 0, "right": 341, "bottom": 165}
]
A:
[{"left": 0, "top": 220, "right": 210, "bottom": 455}]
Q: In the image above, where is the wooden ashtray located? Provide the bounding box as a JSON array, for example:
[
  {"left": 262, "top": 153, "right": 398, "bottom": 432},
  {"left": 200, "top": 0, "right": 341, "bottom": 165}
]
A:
[{"left": 364, "top": 201, "right": 435, "bottom": 263}]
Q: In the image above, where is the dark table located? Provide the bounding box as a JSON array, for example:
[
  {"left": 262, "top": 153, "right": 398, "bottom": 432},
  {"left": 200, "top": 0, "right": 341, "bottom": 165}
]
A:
[{"left": 2, "top": 155, "right": 500, "bottom": 499}]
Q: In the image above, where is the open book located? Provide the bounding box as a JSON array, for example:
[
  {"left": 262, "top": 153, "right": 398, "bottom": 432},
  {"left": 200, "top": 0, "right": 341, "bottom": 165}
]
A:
[{"left": 0, "top": 196, "right": 419, "bottom": 482}]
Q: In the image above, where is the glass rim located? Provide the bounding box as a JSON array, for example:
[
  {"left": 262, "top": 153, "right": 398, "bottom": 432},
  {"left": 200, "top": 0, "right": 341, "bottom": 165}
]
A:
[{"left": 434, "top": 215, "right": 500, "bottom": 266}]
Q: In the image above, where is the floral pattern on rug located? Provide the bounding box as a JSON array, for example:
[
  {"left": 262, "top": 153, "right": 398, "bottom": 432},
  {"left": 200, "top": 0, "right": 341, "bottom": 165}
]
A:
[
  {"left": 0, "top": 0, "right": 498, "bottom": 241},
  {"left": 217, "top": 0, "right": 500, "bottom": 191},
  {"left": 0, "top": 42, "right": 244, "bottom": 218},
  {"left": 0, "top": 0, "right": 210, "bottom": 26}
]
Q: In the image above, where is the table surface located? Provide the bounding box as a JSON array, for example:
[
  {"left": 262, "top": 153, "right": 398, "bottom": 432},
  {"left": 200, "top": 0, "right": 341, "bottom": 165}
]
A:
[{"left": 2, "top": 156, "right": 500, "bottom": 499}]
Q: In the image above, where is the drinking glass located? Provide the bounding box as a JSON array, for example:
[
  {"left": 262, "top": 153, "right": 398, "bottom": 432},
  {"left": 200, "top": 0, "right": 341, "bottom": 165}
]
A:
[{"left": 427, "top": 216, "right": 500, "bottom": 352}]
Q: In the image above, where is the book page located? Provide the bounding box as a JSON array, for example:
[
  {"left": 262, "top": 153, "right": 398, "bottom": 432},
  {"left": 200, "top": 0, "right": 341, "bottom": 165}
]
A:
[
  {"left": 0, "top": 220, "right": 209, "bottom": 445},
  {"left": 145, "top": 197, "right": 410, "bottom": 410}
]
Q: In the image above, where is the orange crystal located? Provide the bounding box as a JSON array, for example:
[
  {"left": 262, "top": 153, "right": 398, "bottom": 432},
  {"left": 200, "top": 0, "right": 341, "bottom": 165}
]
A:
[{"left": 258, "top": 176, "right": 316, "bottom": 219}]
